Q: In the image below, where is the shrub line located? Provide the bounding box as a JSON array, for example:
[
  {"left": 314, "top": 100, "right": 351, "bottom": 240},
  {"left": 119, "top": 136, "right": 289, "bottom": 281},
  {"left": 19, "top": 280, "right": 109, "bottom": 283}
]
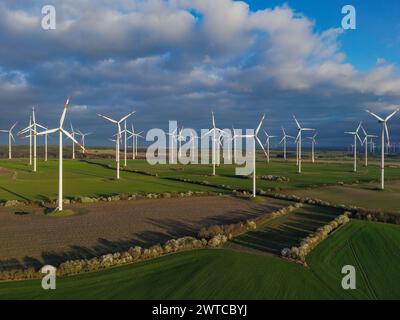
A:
[{"left": 281, "top": 212, "right": 351, "bottom": 265}]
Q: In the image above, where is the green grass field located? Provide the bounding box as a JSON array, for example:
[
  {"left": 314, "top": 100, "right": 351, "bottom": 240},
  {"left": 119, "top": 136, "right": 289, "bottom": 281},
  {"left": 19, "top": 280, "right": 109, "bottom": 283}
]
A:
[
  {"left": 282, "top": 182, "right": 400, "bottom": 212},
  {"left": 0, "top": 220, "right": 399, "bottom": 300},
  {"left": 1, "top": 158, "right": 399, "bottom": 208},
  {"left": 99, "top": 158, "right": 400, "bottom": 190},
  {"left": 0, "top": 159, "right": 221, "bottom": 201}
]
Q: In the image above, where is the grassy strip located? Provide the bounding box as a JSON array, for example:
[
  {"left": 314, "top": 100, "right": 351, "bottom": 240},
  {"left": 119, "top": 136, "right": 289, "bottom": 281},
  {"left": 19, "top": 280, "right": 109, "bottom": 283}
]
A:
[
  {"left": 267, "top": 192, "right": 400, "bottom": 224},
  {"left": 281, "top": 213, "right": 350, "bottom": 265}
]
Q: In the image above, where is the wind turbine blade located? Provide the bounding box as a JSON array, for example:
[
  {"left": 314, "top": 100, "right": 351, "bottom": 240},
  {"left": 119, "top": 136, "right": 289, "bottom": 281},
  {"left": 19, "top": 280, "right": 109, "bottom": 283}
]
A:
[
  {"left": 35, "top": 128, "right": 58, "bottom": 136},
  {"left": 32, "top": 107, "right": 36, "bottom": 124},
  {"left": 119, "top": 111, "right": 136, "bottom": 124},
  {"left": 360, "top": 125, "right": 367, "bottom": 137},
  {"left": 356, "top": 121, "right": 362, "bottom": 133},
  {"left": 10, "top": 132, "right": 15, "bottom": 142},
  {"left": 10, "top": 122, "right": 17, "bottom": 131},
  {"left": 117, "top": 124, "right": 122, "bottom": 141},
  {"left": 97, "top": 113, "right": 118, "bottom": 123},
  {"left": 17, "top": 126, "right": 32, "bottom": 135},
  {"left": 385, "top": 123, "right": 390, "bottom": 143},
  {"left": 279, "top": 137, "right": 285, "bottom": 144},
  {"left": 60, "top": 97, "right": 71, "bottom": 127},
  {"left": 365, "top": 110, "right": 384, "bottom": 122},
  {"left": 281, "top": 127, "right": 286, "bottom": 135},
  {"left": 212, "top": 111, "right": 216, "bottom": 129},
  {"left": 61, "top": 128, "right": 85, "bottom": 150},
  {"left": 36, "top": 123, "right": 47, "bottom": 130},
  {"left": 203, "top": 129, "right": 214, "bottom": 137},
  {"left": 256, "top": 136, "right": 268, "bottom": 156},
  {"left": 292, "top": 114, "right": 301, "bottom": 129},
  {"left": 356, "top": 133, "right": 363, "bottom": 144},
  {"left": 255, "top": 114, "right": 265, "bottom": 135},
  {"left": 385, "top": 109, "right": 400, "bottom": 122},
  {"left": 240, "top": 135, "right": 255, "bottom": 138},
  {"left": 295, "top": 132, "right": 301, "bottom": 143}
]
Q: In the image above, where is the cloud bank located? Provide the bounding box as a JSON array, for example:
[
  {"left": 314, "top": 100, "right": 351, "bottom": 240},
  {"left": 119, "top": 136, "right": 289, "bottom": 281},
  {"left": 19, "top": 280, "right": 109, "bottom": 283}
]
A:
[{"left": 0, "top": 0, "right": 399, "bottom": 146}]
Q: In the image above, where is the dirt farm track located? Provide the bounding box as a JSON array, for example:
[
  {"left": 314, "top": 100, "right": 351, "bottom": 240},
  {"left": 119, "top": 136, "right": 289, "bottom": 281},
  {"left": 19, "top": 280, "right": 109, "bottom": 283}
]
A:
[{"left": 0, "top": 196, "right": 289, "bottom": 269}]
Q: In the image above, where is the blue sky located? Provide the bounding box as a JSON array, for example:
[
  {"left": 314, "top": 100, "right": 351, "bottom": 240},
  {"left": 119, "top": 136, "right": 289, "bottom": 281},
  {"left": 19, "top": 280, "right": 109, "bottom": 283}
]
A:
[
  {"left": 0, "top": 0, "right": 399, "bottom": 147},
  {"left": 249, "top": 0, "right": 400, "bottom": 71}
]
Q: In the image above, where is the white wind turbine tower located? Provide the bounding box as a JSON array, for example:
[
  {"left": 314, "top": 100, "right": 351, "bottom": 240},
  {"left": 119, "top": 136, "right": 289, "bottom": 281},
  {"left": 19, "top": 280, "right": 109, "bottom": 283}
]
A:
[
  {"left": 97, "top": 111, "right": 135, "bottom": 180},
  {"left": 231, "top": 126, "right": 239, "bottom": 164},
  {"left": 307, "top": 132, "right": 318, "bottom": 163},
  {"left": 189, "top": 132, "right": 199, "bottom": 162},
  {"left": 365, "top": 108, "right": 399, "bottom": 190},
  {"left": 70, "top": 123, "right": 79, "bottom": 159},
  {"left": 204, "top": 112, "right": 226, "bottom": 176},
  {"left": 177, "top": 127, "right": 186, "bottom": 160},
  {"left": 345, "top": 122, "right": 363, "bottom": 173},
  {"left": 0, "top": 123, "right": 17, "bottom": 159},
  {"left": 263, "top": 130, "right": 276, "bottom": 163},
  {"left": 236, "top": 115, "right": 267, "bottom": 197},
  {"left": 293, "top": 114, "right": 315, "bottom": 173},
  {"left": 122, "top": 121, "right": 128, "bottom": 166},
  {"left": 35, "top": 97, "right": 85, "bottom": 212},
  {"left": 360, "top": 125, "right": 377, "bottom": 167},
  {"left": 280, "top": 127, "right": 295, "bottom": 161},
  {"left": 167, "top": 128, "right": 178, "bottom": 164}
]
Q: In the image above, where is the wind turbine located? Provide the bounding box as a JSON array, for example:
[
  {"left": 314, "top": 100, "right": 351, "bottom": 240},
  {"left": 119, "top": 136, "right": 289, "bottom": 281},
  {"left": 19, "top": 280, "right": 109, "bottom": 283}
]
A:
[
  {"left": 18, "top": 107, "right": 47, "bottom": 170},
  {"left": 0, "top": 123, "right": 17, "bottom": 159},
  {"left": 35, "top": 97, "right": 85, "bottom": 212},
  {"left": 360, "top": 125, "right": 377, "bottom": 167},
  {"left": 236, "top": 115, "right": 267, "bottom": 197},
  {"left": 307, "top": 132, "right": 318, "bottom": 163},
  {"left": 345, "top": 122, "right": 363, "bottom": 172},
  {"left": 97, "top": 111, "right": 135, "bottom": 179},
  {"left": 280, "top": 127, "right": 295, "bottom": 161},
  {"left": 204, "top": 111, "right": 226, "bottom": 175},
  {"left": 263, "top": 130, "right": 276, "bottom": 163},
  {"left": 293, "top": 114, "right": 315, "bottom": 173},
  {"left": 77, "top": 130, "right": 91, "bottom": 155},
  {"left": 365, "top": 108, "right": 399, "bottom": 190},
  {"left": 127, "top": 125, "right": 143, "bottom": 160}
]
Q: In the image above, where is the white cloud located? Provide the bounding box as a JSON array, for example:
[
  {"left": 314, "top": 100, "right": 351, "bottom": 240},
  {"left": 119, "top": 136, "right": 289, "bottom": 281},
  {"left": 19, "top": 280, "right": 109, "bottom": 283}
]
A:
[{"left": 0, "top": 0, "right": 399, "bottom": 143}]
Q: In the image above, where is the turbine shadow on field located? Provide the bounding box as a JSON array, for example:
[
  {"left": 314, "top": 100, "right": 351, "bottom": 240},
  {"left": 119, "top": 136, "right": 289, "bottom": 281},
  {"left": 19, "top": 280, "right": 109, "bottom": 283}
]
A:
[{"left": 0, "top": 186, "right": 30, "bottom": 202}]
